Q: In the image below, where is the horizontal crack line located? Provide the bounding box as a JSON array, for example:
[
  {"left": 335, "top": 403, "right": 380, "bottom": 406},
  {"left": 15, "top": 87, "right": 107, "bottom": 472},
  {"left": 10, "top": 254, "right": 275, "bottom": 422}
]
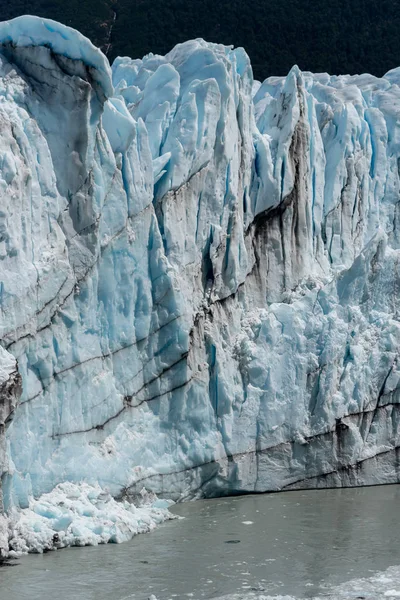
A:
[
  {"left": 21, "top": 313, "right": 184, "bottom": 404},
  {"left": 52, "top": 372, "right": 194, "bottom": 438}
]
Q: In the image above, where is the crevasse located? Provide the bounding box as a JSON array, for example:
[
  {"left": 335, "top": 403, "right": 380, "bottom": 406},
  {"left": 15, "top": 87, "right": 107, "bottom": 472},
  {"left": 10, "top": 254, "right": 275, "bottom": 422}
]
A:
[{"left": 0, "top": 16, "right": 399, "bottom": 552}]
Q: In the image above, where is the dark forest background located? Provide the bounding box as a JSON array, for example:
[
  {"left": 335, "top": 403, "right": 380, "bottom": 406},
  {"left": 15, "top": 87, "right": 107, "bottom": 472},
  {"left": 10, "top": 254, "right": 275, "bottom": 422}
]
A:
[{"left": 1, "top": 0, "right": 400, "bottom": 80}]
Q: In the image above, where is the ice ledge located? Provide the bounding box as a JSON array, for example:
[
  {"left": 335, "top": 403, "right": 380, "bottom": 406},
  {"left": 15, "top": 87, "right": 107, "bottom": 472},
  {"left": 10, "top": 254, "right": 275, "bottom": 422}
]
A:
[{"left": 0, "top": 15, "right": 113, "bottom": 98}]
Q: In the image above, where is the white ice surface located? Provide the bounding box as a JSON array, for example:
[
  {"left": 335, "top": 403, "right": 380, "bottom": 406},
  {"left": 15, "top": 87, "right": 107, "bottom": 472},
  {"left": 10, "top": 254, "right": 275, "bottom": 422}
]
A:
[{"left": 0, "top": 346, "right": 16, "bottom": 387}]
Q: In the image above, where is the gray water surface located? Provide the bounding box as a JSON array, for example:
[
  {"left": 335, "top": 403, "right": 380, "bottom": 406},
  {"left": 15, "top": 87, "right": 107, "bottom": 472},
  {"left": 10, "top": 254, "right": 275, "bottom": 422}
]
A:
[{"left": 1, "top": 485, "right": 400, "bottom": 600}]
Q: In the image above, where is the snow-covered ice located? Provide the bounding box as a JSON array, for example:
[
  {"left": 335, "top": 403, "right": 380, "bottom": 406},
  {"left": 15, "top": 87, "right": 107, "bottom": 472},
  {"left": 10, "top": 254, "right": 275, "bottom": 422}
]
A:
[{"left": 0, "top": 14, "right": 399, "bottom": 552}]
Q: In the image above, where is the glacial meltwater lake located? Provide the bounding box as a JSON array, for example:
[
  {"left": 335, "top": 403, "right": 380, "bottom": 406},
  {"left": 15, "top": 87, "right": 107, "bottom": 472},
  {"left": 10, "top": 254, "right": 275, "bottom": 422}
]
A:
[{"left": 2, "top": 484, "right": 400, "bottom": 600}]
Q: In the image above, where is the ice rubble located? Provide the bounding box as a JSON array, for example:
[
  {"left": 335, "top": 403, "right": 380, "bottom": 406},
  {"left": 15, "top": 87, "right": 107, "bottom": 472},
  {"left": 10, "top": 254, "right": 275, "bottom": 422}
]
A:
[
  {"left": 7, "top": 481, "right": 174, "bottom": 555},
  {"left": 0, "top": 15, "right": 399, "bottom": 550}
]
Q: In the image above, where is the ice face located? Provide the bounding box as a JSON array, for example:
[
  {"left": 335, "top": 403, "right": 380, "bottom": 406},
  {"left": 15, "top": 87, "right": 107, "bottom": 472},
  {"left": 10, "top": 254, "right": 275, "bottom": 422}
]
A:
[
  {"left": 0, "top": 14, "right": 399, "bottom": 529},
  {"left": 0, "top": 346, "right": 20, "bottom": 553},
  {"left": 0, "top": 15, "right": 113, "bottom": 98}
]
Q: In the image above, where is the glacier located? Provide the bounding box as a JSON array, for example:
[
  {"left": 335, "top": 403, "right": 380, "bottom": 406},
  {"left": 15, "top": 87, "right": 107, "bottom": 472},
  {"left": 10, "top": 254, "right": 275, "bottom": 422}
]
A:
[{"left": 0, "top": 14, "right": 399, "bottom": 553}]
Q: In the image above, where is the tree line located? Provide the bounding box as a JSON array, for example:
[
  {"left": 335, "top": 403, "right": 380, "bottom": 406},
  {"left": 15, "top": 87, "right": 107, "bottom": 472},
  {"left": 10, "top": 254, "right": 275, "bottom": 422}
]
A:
[{"left": 1, "top": 0, "right": 399, "bottom": 80}]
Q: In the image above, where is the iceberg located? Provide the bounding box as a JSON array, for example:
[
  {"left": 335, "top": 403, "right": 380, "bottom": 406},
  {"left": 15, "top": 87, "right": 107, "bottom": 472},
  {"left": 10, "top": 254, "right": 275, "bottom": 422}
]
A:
[{"left": 0, "top": 15, "right": 399, "bottom": 551}]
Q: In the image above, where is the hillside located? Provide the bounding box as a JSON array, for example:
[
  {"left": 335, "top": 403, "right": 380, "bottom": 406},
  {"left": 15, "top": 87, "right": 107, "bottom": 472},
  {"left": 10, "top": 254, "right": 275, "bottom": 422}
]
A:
[{"left": 1, "top": 0, "right": 400, "bottom": 80}]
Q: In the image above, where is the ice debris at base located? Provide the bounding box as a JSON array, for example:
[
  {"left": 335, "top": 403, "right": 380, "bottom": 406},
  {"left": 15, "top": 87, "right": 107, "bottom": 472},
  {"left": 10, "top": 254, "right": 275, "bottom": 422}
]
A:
[
  {"left": 0, "top": 13, "right": 399, "bottom": 538},
  {"left": 212, "top": 565, "right": 400, "bottom": 599},
  {"left": 7, "top": 482, "right": 174, "bottom": 555}
]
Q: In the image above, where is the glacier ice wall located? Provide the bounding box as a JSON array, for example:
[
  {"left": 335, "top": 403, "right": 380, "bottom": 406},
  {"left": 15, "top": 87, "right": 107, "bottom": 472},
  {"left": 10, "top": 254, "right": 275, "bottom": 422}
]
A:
[{"left": 0, "top": 16, "right": 399, "bottom": 510}]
